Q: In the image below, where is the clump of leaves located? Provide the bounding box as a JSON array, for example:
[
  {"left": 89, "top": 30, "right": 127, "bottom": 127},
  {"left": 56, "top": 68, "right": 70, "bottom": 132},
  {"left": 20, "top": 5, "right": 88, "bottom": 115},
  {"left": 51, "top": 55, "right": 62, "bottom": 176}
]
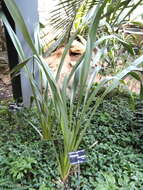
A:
[{"left": 9, "top": 156, "right": 37, "bottom": 180}]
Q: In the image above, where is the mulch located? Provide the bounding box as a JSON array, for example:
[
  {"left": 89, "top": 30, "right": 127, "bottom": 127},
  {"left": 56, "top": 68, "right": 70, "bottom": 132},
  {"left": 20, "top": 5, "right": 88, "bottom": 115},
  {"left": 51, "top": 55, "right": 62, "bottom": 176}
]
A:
[
  {"left": 0, "top": 52, "right": 13, "bottom": 100},
  {"left": 0, "top": 24, "right": 13, "bottom": 100},
  {"left": 0, "top": 64, "right": 13, "bottom": 100},
  {"left": 0, "top": 77, "right": 12, "bottom": 100}
]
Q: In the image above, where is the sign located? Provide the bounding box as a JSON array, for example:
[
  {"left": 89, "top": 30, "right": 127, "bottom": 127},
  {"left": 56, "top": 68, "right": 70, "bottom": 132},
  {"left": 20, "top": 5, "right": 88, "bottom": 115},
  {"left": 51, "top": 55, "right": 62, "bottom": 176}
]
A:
[
  {"left": 68, "top": 150, "right": 86, "bottom": 165},
  {"left": 9, "top": 103, "right": 23, "bottom": 112}
]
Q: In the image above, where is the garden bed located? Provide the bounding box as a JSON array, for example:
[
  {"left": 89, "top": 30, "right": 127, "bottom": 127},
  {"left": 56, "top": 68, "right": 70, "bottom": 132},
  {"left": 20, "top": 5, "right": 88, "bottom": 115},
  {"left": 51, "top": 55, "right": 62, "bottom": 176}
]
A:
[{"left": 0, "top": 94, "right": 143, "bottom": 189}]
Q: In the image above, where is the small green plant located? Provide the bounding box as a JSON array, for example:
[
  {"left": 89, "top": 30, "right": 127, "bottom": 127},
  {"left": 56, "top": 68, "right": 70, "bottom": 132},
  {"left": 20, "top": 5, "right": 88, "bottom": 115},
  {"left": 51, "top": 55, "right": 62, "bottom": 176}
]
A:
[
  {"left": 95, "top": 173, "right": 118, "bottom": 190},
  {"left": 10, "top": 156, "right": 37, "bottom": 180}
]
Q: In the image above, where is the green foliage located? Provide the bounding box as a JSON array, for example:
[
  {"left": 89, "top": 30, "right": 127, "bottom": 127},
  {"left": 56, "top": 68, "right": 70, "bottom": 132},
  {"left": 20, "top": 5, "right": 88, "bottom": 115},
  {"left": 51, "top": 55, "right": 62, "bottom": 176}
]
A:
[
  {"left": 49, "top": 0, "right": 143, "bottom": 51},
  {"left": 77, "top": 96, "right": 143, "bottom": 190},
  {"left": 10, "top": 156, "right": 37, "bottom": 180},
  {"left": 0, "top": 95, "right": 143, "bottom": 189},
  {"left": 95, "top": 173, "right": 118, "bottom": 190},
  {"left": 1, "top": 0, "right": 143, "bottom": 183}
]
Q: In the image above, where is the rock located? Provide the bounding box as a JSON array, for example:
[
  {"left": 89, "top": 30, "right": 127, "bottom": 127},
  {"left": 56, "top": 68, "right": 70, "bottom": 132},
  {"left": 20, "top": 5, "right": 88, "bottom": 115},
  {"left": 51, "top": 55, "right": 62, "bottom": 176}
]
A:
[
  {"left": 0, "top": 57, "right": 8, "bottom": 64},
  {"left": 2, "top": 75, "right": 11, "bottom": 85},
  {"left": 0, "top": 74, "right": 3, "bottom": 79},
  {"left": 70, "top": 40, "right": 86, "bottom": 55},
  {"left": 0, "top": 51, "right": 8, "bottom": 68}
]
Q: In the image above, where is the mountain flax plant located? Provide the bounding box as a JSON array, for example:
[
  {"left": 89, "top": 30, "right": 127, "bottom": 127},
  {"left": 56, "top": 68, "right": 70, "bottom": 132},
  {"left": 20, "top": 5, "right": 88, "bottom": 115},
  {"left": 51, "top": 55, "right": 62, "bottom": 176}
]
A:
[{"left": 1, "top": 0, "right": 143, "bottom": 182}]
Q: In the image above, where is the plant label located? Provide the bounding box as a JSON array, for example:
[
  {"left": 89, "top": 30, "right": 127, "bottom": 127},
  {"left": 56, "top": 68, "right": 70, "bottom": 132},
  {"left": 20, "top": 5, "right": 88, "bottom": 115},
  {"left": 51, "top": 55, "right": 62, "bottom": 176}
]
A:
[{"left": 68, "top": 150, "right": 86, "bottom": 165}]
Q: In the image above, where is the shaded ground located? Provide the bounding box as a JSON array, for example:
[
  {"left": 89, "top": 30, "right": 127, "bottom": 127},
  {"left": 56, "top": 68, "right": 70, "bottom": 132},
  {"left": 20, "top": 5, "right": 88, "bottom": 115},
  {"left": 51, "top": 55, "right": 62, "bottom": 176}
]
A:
[
  {"left": 0, "top": 71, "right": 12, "bottom": 100},
  {"left": 0, "top": 51, "right": 12, "bottom": 100},
  {"left": 0, "top": 21, "right": 13, "bottom": 100}
]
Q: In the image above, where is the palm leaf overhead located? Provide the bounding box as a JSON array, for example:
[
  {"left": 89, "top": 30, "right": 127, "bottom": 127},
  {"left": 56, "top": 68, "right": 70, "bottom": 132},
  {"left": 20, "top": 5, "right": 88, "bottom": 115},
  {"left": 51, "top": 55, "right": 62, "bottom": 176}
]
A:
[{"left": 48, "top": 0, "right": 143, "bottom": 53}]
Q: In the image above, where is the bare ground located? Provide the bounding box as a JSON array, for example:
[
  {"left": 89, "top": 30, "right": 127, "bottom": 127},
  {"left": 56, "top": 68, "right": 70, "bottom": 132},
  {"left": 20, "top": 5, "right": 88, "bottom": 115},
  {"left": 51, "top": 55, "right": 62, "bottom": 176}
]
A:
[{"left": 0, "top": 51, "right": 13, "bottom": 100}]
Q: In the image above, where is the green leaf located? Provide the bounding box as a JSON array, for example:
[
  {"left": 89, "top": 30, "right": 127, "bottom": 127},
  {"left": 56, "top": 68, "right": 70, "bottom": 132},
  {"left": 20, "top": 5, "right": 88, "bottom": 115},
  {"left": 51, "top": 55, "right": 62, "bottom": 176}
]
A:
[
  {"left": 0, "top": 11, "right": 25, "bottom": 61},
  {"left": 4, "top": 0, "right": 37, "bottom": 55}
]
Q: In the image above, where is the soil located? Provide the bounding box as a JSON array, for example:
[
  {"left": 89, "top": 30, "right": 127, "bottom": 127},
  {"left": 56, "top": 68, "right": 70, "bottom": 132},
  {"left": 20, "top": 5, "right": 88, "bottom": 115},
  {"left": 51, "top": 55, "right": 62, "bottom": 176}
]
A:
[
  {"left": 0, "top": 54, "right": 13, "bottom": 100},
  {"left": 0, "top": 48, "right": 12, "bottom": 101},
  {"left": 0, "top": 77, "right": 12, "bottom": 100},
  {"left": 0, "top": 21, "right": 13, "bottom": 101}
]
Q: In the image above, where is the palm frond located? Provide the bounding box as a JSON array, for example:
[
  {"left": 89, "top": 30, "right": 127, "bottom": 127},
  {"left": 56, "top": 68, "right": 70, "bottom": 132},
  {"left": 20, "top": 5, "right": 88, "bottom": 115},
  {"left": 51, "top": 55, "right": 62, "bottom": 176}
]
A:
[
  {"left": 47, "top": 0, "right": 99, "bottom": 53},
  {"left": 47, "top": 0, "right": 143, "bottom": 54}
]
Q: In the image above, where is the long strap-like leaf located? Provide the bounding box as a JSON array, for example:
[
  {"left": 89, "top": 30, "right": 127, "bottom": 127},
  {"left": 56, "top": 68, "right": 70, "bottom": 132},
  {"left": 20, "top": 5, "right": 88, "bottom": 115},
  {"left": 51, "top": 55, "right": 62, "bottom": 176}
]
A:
[{"left": 4, "top": 0, "right": 37, "bottom": 55}]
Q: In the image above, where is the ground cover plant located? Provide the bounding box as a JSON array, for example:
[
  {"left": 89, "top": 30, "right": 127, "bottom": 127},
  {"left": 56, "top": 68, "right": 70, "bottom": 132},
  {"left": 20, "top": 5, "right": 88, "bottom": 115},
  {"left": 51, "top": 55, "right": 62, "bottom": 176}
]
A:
[
  {"left": 1, "top": 0, "right": 143, "bottom": 188},
  {"left": 0, "top": 94, "right": 143, "bottom": 189},
  {"left": 1, "top": 0, "right": 143, "bottom": 183}
]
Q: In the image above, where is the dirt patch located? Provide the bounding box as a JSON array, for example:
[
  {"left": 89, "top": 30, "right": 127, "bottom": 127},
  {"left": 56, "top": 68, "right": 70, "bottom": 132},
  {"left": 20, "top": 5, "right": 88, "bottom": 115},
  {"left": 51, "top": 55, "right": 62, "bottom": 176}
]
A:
[
  {"left": 45, "top": 45, "right": 141, "bottom": 94},
  {"left": 0, "top": 20, "right": 13, "bottom": 101},
  {"left": 0, "top": 64, "right": 13, "bottom": 100},
  {"left": 0, "top": 78, "right": 12, "bottom": 100}
]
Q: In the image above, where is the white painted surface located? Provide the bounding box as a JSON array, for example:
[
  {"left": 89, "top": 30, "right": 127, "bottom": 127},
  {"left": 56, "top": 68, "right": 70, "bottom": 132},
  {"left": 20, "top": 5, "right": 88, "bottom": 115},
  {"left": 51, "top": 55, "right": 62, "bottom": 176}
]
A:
[{"left": 15, "top": 0, "right": 39, "bottom": 106}]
